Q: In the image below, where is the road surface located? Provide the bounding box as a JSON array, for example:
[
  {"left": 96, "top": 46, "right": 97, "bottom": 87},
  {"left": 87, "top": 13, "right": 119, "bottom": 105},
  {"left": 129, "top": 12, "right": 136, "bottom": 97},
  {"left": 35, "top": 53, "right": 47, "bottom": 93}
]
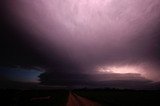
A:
[{"left": 67, "top": 92, "right": 101, "bottom": 106}]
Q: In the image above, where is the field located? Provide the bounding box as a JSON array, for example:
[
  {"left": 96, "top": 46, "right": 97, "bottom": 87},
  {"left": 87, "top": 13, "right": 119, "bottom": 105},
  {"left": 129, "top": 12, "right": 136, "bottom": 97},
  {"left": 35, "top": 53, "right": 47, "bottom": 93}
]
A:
[{"left": 0, "top": 89, "right": 160, "bottom": 106}]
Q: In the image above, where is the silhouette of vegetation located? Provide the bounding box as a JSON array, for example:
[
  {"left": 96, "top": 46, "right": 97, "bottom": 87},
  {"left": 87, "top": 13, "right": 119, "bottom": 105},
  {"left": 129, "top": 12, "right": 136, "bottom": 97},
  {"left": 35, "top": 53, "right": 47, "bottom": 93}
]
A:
[{"left": 0, "top": 89, "right": 160, "bottom": 106}]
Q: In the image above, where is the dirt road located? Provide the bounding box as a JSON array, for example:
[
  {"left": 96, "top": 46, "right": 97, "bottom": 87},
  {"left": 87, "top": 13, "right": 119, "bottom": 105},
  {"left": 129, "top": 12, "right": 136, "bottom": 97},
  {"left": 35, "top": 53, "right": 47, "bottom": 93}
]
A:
[{"left": 66, "top": 92, "right": 101, "bottom": 106}]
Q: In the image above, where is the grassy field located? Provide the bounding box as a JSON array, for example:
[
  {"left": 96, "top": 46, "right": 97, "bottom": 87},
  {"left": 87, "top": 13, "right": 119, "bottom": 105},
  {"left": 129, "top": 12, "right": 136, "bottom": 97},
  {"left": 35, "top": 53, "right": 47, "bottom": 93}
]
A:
[
  {"left": 74, "top": 89, "right": 160, "bottom": 106},
  {"left": 0, "top": 89, "right": 160, "bottom": 106},
  {"left": 0, "top": 90, "right": 68, "bottom": 106}
]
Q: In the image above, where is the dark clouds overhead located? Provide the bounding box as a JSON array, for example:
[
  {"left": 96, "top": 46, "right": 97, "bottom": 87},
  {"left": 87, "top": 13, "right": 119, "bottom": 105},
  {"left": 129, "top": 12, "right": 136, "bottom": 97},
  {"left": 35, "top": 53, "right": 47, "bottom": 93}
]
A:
[{"left": 1, "top": 0, "right": 160, "bottom": 89}]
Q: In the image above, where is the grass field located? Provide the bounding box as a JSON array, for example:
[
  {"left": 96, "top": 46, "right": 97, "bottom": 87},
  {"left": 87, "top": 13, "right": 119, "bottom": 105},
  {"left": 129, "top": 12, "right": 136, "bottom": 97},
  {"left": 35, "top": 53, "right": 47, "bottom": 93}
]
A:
[{"left": 0, "top": 89, "right": 160, "bottom": 106}]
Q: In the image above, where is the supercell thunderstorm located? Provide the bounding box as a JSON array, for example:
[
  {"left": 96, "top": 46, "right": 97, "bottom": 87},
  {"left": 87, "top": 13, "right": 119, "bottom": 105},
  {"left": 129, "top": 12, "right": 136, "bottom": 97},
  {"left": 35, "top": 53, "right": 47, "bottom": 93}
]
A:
[{"left": 7, "top": 0, "right": 160, "bottom": 83}]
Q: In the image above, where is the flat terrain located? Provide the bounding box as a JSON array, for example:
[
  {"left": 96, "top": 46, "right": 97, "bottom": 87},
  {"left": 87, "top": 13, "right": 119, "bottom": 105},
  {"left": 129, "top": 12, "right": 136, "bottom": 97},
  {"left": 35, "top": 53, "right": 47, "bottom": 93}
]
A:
[{"left": 0, "top": 89, "right": 160, "bottom": 106}]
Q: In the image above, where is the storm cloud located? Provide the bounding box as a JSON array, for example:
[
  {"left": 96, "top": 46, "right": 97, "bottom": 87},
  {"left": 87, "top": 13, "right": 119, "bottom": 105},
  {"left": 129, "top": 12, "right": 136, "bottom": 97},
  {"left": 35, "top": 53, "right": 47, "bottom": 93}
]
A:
[{"left": 1, "top": 0, "right": 160, "bottom": 88}]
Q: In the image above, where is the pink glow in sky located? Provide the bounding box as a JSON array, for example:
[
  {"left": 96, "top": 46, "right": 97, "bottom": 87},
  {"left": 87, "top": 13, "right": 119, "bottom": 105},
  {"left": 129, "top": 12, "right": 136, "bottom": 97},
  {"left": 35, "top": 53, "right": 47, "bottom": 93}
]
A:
[
  {"left": 7, "top": 0, "right": 160, "bottom": 82},
  {"left": 96, "top": 64, "right": 150, "bottom": 80}
]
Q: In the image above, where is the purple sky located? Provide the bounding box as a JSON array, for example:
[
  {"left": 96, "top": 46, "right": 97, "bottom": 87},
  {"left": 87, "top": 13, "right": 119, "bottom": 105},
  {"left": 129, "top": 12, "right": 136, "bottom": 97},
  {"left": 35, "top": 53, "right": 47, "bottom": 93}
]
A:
[{"left": 1, "top": 0, "right": 160, "bottom": 89}]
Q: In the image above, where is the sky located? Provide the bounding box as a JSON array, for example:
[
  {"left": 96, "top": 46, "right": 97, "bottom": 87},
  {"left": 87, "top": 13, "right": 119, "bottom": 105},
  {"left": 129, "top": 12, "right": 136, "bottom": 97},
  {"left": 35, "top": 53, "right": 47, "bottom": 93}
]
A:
[
  {"left": 0, "top": 0, "right": 160, "bottom": 89},
  {"left": 0, "top": 67, "right": 43, "bottom": 83}
]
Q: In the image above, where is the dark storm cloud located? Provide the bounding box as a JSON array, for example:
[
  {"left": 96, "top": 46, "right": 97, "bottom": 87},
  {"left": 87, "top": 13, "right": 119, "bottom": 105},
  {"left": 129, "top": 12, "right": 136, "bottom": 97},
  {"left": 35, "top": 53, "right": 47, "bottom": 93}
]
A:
[
  {"left": 1, "top": 0, "right": 160, "bottom": 89},
  {"left": 9, "top": 0, "right": 159, "bottom": 65},
  {"left": 39, "top": 68, "right": 153, "bottom": 89}
]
